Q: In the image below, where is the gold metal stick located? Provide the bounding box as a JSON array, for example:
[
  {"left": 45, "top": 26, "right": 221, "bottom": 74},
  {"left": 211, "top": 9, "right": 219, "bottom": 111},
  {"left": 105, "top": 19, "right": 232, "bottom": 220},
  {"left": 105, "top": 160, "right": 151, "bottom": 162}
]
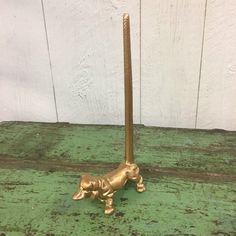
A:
[
  {"left": 73, "top": 13, "right": 145, "bottom": 215},
  {"left": 123, "top": 13, "right": 134, "bottom": 164}
]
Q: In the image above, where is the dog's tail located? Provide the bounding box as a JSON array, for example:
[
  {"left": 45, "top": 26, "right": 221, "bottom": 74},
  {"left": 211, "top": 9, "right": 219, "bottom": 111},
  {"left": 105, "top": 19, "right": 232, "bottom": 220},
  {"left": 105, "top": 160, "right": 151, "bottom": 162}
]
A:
[{"left": 123, "top": 13, "right": 134, "bottom": 165}]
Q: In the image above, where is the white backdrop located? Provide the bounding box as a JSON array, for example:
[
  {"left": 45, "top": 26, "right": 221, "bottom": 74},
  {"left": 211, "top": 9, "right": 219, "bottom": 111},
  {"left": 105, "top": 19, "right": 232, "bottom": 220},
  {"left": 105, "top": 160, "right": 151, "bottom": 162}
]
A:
[{"left": 0, "top": 0, "right": 236, "bottom": 130}]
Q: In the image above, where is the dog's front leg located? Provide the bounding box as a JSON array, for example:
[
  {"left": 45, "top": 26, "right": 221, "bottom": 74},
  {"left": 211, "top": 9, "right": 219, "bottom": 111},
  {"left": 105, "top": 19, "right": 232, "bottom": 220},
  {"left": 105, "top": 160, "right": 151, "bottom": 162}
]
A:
[
  {"left": 104, "top": 198, "right": 114, "bottom": 215},
  {"left": 90, "top": 191, "right": 99, "bottom": 199}
]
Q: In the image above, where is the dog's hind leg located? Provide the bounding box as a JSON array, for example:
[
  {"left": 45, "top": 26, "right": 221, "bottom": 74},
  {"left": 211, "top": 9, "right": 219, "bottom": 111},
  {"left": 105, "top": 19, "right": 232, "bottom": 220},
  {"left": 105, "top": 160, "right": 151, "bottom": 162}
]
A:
[
  {"left": 104, "top": 198, "right": 114, "bottom": 215},
  {"left": 136, "top": 174, "right": 145, "bottom": 192},
  {"left": 131, "top": 174, "right": 145, "bottom": 193}
]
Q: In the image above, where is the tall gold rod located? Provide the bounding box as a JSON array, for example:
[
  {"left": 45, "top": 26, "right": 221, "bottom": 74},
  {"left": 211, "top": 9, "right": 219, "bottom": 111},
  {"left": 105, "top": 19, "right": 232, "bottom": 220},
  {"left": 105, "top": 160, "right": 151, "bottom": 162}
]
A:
[
  {"left": 72, "top": 14, "right": 145, "bottom": 215},
  {"left": 123, "top": 13, "right": 134, "bottom": 164}
]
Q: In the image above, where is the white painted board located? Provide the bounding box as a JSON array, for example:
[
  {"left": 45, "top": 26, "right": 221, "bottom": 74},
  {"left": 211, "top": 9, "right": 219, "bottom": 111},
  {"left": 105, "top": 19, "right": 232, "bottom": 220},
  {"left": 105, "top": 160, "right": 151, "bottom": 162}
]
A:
[
  {"left": 141, "top": 0, "right": 206, "bottom": 128},
  {"left": 0, "top": 0, "right": 57, "bottom": 122},
  {"left": 196, "top": 0, "right": 236, "bottom": 131},
  {"left": 1, "top": 0, "right": 236, "bottom": 131},
  {"left": 43, "top": 0, "right": 140, "bottom": 125}
]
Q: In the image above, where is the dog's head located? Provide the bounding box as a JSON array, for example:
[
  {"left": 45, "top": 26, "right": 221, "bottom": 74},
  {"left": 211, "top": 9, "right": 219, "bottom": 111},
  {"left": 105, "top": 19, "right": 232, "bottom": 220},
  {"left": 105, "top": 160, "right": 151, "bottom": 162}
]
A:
[{"left": 73, "top": 175, "right": 94, "bottom": 200}]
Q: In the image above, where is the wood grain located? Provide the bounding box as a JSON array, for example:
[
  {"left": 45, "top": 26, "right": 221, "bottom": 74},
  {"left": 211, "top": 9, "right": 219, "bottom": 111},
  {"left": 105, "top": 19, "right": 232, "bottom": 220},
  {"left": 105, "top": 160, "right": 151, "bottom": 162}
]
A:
[
  {"left": 1, "top": 121, "right": 235, "bottom": 175},
  {"left": 0, "top": 0, "right": 57, "bottom": 122},
  {"left": 141, "top": 0, "right": 206, "bottom": 128},
  {"left": 43, "top": 0, "right": 140, "bottom": 125},
  {"left": 0, "top": 169, "right": 235, "bottom": 235},
  {"left": 1, "top": 1, "right": 236, "bottom": 131},
  {"left": 0, "top": 121, "right": 235, "bottom": 234},
  {"left": 196, "top": 0, "right": 236, "bottom": 130}
]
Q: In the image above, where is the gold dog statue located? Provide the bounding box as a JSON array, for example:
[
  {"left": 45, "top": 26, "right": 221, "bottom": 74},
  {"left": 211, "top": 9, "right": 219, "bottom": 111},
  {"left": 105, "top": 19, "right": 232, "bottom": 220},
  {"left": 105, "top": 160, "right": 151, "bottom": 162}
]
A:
[
  {"left": 73, "top": 14, "right": 145, "bottom": 214},
  {"left": 73, "top": 163, "right": 145, "bottom": 214}
]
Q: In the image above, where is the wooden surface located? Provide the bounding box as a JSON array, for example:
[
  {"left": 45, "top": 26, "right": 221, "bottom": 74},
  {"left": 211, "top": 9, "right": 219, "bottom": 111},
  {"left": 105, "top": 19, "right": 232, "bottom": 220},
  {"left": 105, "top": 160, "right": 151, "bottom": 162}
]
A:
[
  {"left": 0, "top": 0, "right": 57, "bottom": 122},
  {"left": 196, "top": 0, "right": 236, "bottom": 130},
  {"left": 0, "top": 1, "right": 236, "bottom": 130},
  {"left": 43, "top": 0, "right": 140, "bottom": 125},
  {"left": 0, "top": 121, "right": 235, "bottom": 235},
  {"left": 141, "top": 0, "right": 206, "bottom": 128}
]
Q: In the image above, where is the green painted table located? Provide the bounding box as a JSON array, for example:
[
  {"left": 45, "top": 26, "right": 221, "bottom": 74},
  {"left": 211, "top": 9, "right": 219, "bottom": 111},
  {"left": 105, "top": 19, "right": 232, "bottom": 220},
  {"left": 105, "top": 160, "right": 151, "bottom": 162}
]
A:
[{"left": 0, "top": 122, "right": 235, "bottom": 236}]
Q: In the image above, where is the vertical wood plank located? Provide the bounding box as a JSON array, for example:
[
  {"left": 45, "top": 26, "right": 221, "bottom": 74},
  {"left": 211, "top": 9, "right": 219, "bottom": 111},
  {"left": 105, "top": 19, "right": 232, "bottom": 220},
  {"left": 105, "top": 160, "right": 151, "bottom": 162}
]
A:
[
  {"left": 197, "top": 0, "right": 236, "bottom": 130},
  {"left": 141, "top": 0, "right": 206, "bottom": 128},
  {"left": 0, "top": 0, "right": 57, "bottom": 122},
  {"left": 43, "top": 0, "right": 140, "bottom": 125}
]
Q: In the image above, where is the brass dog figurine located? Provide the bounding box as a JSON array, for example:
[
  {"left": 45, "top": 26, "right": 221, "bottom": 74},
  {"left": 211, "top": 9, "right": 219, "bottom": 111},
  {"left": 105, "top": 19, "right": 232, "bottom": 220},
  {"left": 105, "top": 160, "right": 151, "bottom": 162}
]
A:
[
  {"left": 73, "top": 14, "right": 145, "bottom": 214},
  {"left": 73, "top": 163, "right": 145, "bottom": 214}
]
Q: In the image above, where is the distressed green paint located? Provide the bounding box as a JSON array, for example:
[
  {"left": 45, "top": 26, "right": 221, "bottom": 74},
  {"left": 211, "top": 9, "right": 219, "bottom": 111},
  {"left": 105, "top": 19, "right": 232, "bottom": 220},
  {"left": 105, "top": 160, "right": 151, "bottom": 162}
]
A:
[
  {"left": 0, "top": 122, "right": 236, "bottom": 235},
  {"left": 0, "top": 168, "right": 235, "bottom": 236},
  {"left": 0, "top": 122, "right": 236, "bottom": 174}
]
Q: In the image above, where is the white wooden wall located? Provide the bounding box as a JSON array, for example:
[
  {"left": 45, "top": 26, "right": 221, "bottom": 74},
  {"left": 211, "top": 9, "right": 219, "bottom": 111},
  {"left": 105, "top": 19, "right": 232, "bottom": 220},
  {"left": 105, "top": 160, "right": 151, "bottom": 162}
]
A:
[{"left": 0, "top": 0, "right": 236, "bottom": 130}]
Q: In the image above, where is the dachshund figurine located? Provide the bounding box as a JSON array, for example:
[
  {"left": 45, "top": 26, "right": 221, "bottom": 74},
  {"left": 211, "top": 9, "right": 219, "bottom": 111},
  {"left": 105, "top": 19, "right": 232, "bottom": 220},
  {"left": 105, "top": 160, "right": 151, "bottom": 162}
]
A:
[
  {"left": 73, "top": 14, "right": 145, "bottom": 215},
  {"left": 73, "top": 162, "right": 145, "bottom": 214}
]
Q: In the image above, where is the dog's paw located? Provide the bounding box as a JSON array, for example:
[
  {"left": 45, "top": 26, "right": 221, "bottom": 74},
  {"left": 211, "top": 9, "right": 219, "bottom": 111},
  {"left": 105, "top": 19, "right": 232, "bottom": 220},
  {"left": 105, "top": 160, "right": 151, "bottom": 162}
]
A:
[
  {"left": 136, "top": 183, "right": 145, "bottom": 193},
  {"left": 105, "top": 206, "right": 114, "bottom": 215}
]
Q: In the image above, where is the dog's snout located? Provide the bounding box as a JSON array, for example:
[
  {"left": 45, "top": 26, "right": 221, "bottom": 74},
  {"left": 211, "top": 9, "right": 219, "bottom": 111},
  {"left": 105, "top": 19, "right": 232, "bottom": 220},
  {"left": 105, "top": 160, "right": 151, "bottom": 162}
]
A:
[{"left": 73, "top": 187, "right": 85, "bottom": 200}]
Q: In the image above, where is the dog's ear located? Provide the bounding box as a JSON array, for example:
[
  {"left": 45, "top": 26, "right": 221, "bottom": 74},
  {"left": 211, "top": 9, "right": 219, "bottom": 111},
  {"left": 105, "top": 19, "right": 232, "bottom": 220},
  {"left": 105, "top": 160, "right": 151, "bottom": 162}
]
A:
[{"left": 81, "top": 175, "right": 94, "bottom": 190}]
